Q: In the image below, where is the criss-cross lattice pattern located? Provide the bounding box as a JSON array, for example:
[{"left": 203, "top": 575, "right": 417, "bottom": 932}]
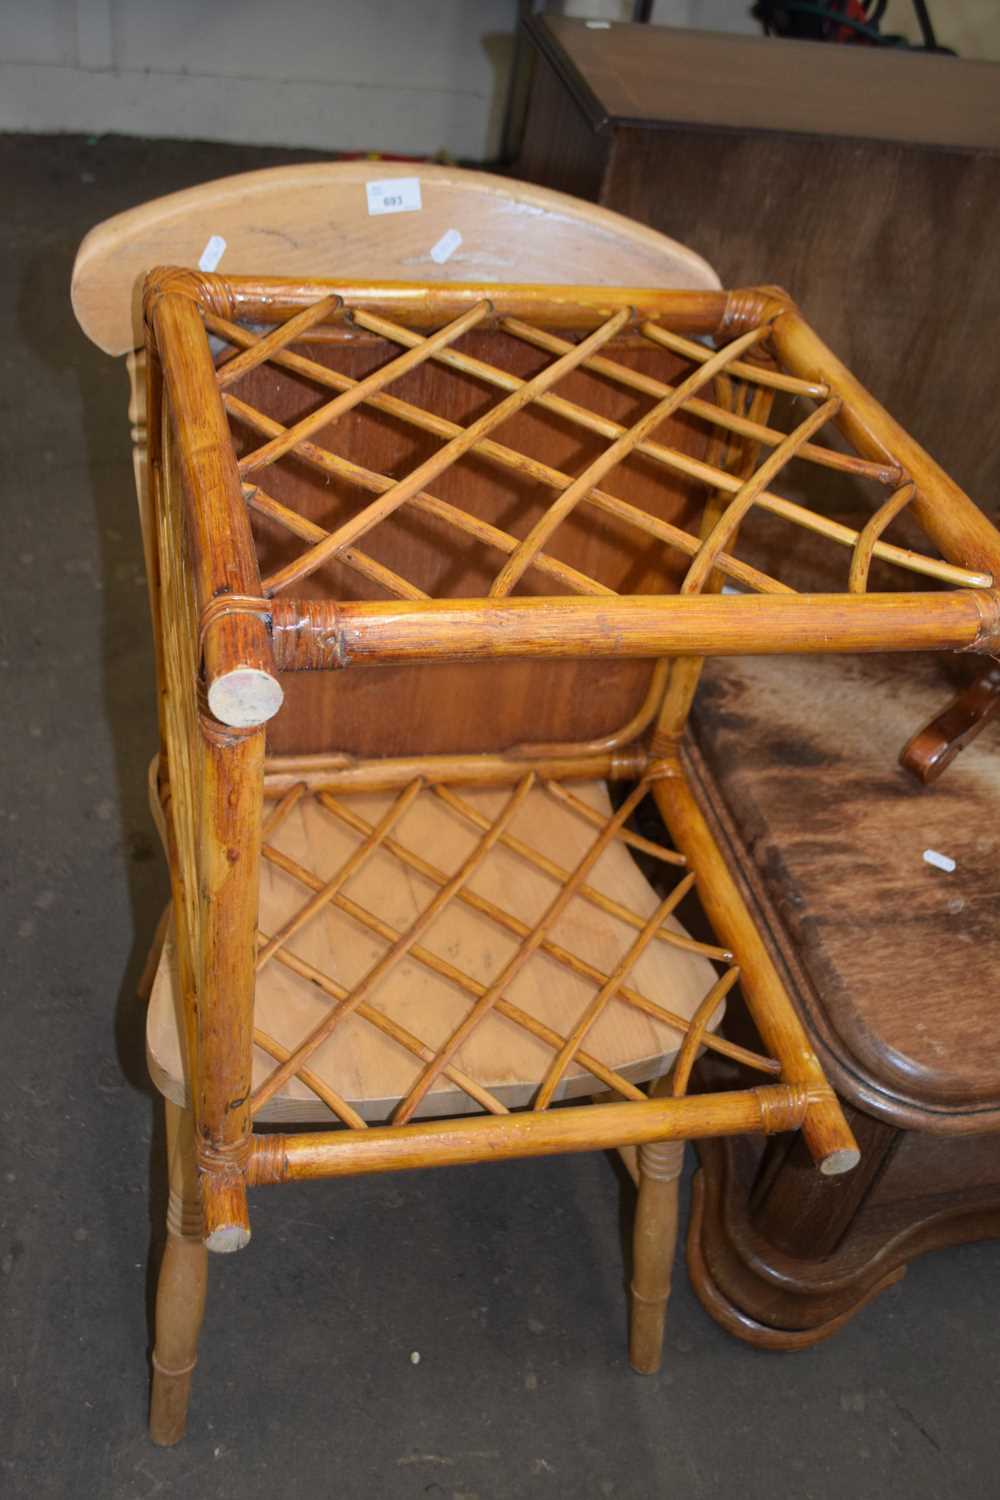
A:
[
  {"left": 204, "top": 294, "right": 991, "bottom": 607},
  {"left": 172, "top": 773, "right": 784, "bottom": 1128}
]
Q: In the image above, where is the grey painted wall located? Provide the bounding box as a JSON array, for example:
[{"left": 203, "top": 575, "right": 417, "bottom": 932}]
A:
[{"left": 0, "top": 0, "right": 518, "bottom": 158}]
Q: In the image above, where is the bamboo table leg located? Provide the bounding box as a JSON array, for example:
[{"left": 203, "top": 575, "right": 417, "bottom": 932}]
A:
[{"left": 150, "top": 1100, "right": 207, "bottom": 1446}]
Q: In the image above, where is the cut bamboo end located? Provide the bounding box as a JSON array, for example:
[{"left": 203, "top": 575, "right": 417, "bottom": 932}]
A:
[
  {"left": 206, "top": 667, "right": 284, "bottom": 729},
  {"left": 819, "top": 1146, "right": 862, "bottom": 1177},
  {"left": 204, "top": 1224, "right": 251, "bottom": 1253},
  {"left": 200, "top": 1171, "right": 251, "bottom": 1253},
  {"left": 799, "top": 1094, "right": 861, "bottom": 1177}
]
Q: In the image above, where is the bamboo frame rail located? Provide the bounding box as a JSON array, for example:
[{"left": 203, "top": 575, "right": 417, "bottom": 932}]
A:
[
  {"left": 768, "top": 308, "right": 1000, "bottom": 583},
  {"left": 140, "top": 267, "right": 1000, "bottom": 1260},
  {"left": 654, "top": 369, "right": 776, "bottom": 745},
  {"left": 147, "top": 286, "right": 282, "bottom": 729},
  {"left": 649, "top": 757, "right": 856, "bottom": 1174},
  {"left": 260, "top": 747, "right": 649, "bottom": 796},
  {"left": 152, "top": 270, "right": 732, "bottom": 333},
  {"left": 267, "top": 590, "right": 1000, "bottom": 674},
  {"left": 246, "top": 1085, "right": 811, "bottom": 1184}
]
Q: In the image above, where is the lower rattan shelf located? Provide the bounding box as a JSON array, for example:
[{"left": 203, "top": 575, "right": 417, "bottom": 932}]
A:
[{"left": 149, "top": 776, "right": 739, "bottom": 1126}]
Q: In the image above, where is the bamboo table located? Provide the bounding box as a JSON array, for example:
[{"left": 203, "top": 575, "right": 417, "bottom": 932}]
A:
[{"left": 95, "top": 267, "right": 1000, "bottom": 1441}]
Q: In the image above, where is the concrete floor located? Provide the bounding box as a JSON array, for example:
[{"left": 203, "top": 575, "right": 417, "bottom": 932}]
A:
[{"left": 2, "top": 132, "right": 998, "bottom": 1500}]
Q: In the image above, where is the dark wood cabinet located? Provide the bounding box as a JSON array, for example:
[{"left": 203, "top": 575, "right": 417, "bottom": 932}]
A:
[
  {"left": 683, "top": 653, "right": 1000, "bottom": 1344},
  {"left": 519, "top": 15, "right": 1000, "bottom": 1344},
  {"left": 518, "top": 16, "right": 1000, "bottom": 507}
]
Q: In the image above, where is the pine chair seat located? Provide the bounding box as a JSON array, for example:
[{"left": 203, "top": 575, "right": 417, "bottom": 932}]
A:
[{"left": 148, "top": 778, "right": 720, "bottom": 1124}]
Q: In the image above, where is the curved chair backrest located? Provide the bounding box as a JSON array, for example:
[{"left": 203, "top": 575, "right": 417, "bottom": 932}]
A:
[
  {"left": 72, "top": 160, "right": 718, "bottom": 356},
  {"left": 72, "top": 161, "right": 721, "bottom": 757}
]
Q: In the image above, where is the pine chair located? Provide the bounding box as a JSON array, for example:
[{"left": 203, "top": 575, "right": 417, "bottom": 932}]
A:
[{"left": 71, "top": 166, "right": 1000, "bottom": 1447}]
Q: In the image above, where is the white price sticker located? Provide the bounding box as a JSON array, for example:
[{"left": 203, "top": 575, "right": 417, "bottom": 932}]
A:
[
  {"left": 430, "top": 228, "right": 462, "bottom": 265},
  {"left": 366, "top": 177, "right": 422, "bottom": 216},
  {"left": 198, "top": 234, "right": 227, "bottom": 272}
]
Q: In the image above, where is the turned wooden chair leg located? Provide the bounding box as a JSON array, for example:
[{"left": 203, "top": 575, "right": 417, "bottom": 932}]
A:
[
  {"left": 149, "top": 1099, "right": 207, "bottom": 1446},
  {"left": 629, "top": 1136, "right": 685, "bottom": 1375}
]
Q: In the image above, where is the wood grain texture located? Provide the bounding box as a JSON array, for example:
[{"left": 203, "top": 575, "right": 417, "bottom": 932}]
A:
[
  {"left": 688, "top": 1128, "right": 1000, "bottom": 1347},
  {"left": 268, "top": 589, "right": 1000, "bottom": 669},
  {"left": 691, "top": 652, "right": 1000, "bottom": 1120},
  {"left": 149, "top": 1101, "right": 207, "bottom": 1445},
  {"left": 899, "top": 662, "right": 1000, "bottom": 783},
  {"left": 529, "top": 15, "right": 1000, "bottom": 149},
  {"left": 71, "top": 159, "right": 718, "bottom": 356},
  {"left": 612, "top": 135, "right": 1000, "bottom": 510},
  {"left": 687, "top": 1143, "right": 906, "bottom": 1346},
  {"left": 749, "top": 1105, "right": 898, "bottom": 1260},
  {"left": 518, "top": 26, "right": 1000, "bottom": 511},
  {"left": 517, "top": 49, "right": 611, "bottom": 205}
]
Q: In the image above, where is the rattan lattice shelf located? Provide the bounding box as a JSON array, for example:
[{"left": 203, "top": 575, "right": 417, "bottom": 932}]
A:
[{"left": 150, "top": 775, "right": 744, "bottom": 1125}]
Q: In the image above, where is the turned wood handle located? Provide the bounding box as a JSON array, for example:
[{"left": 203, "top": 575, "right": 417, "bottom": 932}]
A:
[{"left": 900, "top": 664, "right": 1000, "bottom": 784}]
